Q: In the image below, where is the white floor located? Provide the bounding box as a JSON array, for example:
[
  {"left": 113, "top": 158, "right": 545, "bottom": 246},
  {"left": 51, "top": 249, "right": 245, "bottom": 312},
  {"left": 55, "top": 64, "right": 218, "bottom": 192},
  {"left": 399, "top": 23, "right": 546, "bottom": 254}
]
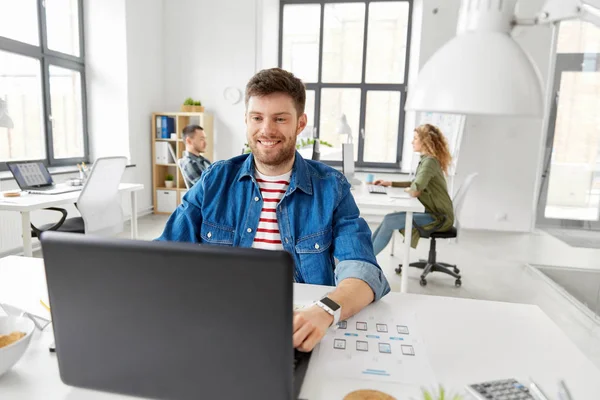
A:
[{"left": 119, "top": 214, "right": 600, "bottom": 370}]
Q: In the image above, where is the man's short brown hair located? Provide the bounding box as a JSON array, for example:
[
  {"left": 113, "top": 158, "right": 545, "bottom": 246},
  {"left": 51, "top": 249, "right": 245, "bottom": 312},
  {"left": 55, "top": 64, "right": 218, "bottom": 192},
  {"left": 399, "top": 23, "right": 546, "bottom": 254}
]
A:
[{"left": 245, "top": 68, "right": 306, "bottom": 116}]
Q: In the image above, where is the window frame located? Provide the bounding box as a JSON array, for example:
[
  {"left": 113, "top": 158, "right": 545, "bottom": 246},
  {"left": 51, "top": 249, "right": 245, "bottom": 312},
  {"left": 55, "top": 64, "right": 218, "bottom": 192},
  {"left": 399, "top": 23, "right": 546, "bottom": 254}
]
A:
[
  {"left": 278, "top": 0, "right": 413, "bottom": 169},
  {"left": 0, "top": 0, "right": 88, "bottom": 171}
]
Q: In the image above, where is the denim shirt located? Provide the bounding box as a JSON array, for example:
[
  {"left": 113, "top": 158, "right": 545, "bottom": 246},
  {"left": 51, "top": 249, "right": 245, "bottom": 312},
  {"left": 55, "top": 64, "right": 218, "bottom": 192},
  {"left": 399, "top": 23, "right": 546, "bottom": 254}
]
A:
[{"left": 156, "top": 151, "right": 390, "bottom": 301}]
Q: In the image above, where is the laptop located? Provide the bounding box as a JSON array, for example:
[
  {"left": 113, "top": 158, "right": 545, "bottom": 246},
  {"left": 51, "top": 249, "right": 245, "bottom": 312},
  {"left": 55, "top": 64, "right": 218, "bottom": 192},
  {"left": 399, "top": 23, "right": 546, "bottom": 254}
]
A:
[
  {"left": 7, "top": 161, "right": 81, "bottom": 194},
  {"left": 40, "top": 232, "right": 311, "bottom": 400}
]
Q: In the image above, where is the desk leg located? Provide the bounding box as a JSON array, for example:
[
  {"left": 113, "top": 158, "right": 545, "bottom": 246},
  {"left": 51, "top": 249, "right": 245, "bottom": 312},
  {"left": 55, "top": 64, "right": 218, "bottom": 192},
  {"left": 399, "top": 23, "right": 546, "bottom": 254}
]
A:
[
  {"left": 130, "top": 191, "right": 138, "bottom": 239},
  {"left": 21, "top": 211, "right": 33, "bottom": 257},
  {"left": 401, "top": 211, "right": 413, "bottom": 293}
]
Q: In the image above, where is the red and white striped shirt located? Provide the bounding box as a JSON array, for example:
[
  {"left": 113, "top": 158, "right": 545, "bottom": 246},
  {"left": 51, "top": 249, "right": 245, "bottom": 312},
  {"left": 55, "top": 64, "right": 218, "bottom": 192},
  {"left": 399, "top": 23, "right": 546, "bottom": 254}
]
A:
[{"left": 252, "top": 170, "right": 291, "bottom": 251}]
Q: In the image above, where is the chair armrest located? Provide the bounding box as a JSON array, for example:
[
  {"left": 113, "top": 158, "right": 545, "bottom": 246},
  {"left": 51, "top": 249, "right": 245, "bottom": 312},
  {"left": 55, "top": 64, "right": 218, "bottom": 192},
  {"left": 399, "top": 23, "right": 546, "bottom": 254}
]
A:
[{"left": 30, "top": 207, "right": 68, "bottom": 236}]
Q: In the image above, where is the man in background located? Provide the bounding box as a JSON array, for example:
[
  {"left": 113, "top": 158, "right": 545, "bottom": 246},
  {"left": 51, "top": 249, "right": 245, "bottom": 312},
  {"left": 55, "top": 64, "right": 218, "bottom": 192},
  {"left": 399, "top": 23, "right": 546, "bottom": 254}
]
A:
[{"left": 179, "top": 124, "right": 211, "bottom": 188}]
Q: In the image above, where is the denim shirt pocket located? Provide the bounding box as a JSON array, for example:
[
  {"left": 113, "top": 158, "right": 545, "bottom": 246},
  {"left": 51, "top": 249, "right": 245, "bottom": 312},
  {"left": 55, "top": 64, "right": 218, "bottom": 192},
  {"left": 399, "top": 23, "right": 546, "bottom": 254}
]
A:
[
  {"left": 294, "top": 229, "right": 334, "bottom": 284},
  {"left": 200, "top": 221, "right": 235, "bottom": 246}
]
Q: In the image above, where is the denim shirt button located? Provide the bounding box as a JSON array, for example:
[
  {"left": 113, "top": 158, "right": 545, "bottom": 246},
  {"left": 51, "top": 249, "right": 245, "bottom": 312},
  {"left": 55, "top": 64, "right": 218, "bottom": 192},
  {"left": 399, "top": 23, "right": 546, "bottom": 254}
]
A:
[
  {"left": 285, "top": 238, "right": 289, "bottom": 243},
  {"left": 207, "top": 232, "right": 212, "bottom": 238},
  {"left": 247, "top": 228, "right": 252, "bottom": 233},
  {"left": 314, "top": 243, "right": 320, "bottom": 250},
  {"left": 254, "top": 196, "right": 259, "bottom": 202}
]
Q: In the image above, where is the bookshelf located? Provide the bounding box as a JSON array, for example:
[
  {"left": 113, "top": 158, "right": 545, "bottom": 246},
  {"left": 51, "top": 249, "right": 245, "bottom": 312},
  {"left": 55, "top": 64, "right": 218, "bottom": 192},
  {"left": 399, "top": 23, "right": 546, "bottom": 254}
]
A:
[{"left": 151, "top": 111, "right": 214, "bottom": 214}]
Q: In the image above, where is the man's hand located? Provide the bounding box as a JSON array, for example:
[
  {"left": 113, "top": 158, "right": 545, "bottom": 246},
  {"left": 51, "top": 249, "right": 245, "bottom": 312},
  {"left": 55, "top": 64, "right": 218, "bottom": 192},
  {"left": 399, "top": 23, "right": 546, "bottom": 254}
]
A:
[{"left": 293, "top": 305, "right": 334, "bottom": 352}]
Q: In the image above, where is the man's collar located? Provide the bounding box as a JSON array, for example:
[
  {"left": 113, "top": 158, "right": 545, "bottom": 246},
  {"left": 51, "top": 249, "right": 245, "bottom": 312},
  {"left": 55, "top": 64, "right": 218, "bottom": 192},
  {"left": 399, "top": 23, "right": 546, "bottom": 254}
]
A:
[
  {"left": 184, "top": 151, "right": 207, "bottom": 161},
  {"left": 183, "top": 151, "right": 199, "bottom": 159},
  {"left": 238, "top": 151, "right": 313, "bottom": 195}
]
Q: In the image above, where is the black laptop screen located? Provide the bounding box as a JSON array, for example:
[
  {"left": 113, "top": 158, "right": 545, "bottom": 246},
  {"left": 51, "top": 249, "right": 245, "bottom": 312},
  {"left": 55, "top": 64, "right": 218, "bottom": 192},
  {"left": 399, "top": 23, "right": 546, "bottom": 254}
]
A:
[{"left": 7, "top": 161, "right": 54, "bottom": 189}]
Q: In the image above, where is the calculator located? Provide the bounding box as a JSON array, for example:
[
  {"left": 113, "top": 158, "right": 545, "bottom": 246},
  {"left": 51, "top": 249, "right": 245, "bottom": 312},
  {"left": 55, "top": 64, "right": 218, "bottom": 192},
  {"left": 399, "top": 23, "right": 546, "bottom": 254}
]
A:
[
  {"left": 367, "top": 185, "right": 387, "bottom": 194},
  {"left": 466, "top": 379, "right": 535, "bottom": 400}
]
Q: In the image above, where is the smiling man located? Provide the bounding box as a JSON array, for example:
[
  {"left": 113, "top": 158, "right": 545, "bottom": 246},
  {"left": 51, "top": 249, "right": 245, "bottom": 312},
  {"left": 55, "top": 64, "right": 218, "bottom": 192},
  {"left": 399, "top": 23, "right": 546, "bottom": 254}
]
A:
[{"left": 157, "top": 68, "right": 389, "bottom": 352}]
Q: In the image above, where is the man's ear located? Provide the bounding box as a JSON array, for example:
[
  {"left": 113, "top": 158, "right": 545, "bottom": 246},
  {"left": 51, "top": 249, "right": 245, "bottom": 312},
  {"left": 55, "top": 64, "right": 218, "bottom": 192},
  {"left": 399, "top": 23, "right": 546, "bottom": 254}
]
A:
[{"left": 296, "top": 113, "right": 307, "bottom": 136}]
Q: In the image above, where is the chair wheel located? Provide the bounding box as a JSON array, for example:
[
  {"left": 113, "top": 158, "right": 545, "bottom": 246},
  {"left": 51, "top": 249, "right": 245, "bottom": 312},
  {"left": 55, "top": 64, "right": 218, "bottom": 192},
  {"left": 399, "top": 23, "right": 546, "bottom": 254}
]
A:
[
  {"left": 394, "top": 267, "right": 402, "bottom": 275},
  {"left": 420, "top": 278, "right": 427, "bottom": 286},
  {"left": 455, "top": 279, "right": 462, "bottom": 287},
  {"left": 454, "top": 267, "right": 460, "bottom": 274}
]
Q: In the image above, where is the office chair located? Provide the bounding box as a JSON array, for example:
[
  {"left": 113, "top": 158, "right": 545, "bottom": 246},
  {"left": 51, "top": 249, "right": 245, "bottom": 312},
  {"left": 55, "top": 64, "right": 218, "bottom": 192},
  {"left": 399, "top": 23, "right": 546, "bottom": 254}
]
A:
[
  {"left": 395, "top": 172, "right": 478, "bottom": 287},
  {"left": 311, "top": 138, "right": 320, "bottom": 161},
  {"left": 177, "top": 158, "right": 192, "bottom": 189},
  {"left": 31, "top": 157, "right": 128, "bottom": 238}
]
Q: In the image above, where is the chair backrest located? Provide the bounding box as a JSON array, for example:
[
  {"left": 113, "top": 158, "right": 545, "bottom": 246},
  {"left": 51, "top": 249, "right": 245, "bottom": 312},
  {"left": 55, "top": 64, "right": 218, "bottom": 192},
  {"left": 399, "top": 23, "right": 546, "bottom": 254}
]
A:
[
  {"left": 77, "top": 157, "right": 127, "bottom": 236},
  {"left": 452, "top": 172, "right": 478, "bottom": 230},
  {"left": 311, "top": 139, "right": 320, "bottom": 161},
  {"left": 177, "top": 158, "right": 191, "bottom": 189}
]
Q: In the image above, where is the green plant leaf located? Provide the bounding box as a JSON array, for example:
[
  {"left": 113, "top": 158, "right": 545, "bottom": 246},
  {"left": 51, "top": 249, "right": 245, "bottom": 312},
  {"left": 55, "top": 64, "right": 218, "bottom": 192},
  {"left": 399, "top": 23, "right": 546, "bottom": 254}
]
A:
[
  {"left": 421, "top": 389, "right": 433, "bottom": 400},
  {"left": 193, "top": 100, "right": 202, "bottom": 106},
  {"left": 183, "top": 97, "right": 194, "bottom": 105},
  {"left": 165, "top": 174, "right": 174, "bottom": 181}
]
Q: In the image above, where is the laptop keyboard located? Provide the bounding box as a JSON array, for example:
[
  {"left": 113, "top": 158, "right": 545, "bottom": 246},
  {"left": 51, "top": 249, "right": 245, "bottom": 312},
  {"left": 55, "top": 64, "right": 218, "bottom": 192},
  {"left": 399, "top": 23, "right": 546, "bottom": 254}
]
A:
[{"left": 293, "top": 349, "right": 311, "bottom": 399}]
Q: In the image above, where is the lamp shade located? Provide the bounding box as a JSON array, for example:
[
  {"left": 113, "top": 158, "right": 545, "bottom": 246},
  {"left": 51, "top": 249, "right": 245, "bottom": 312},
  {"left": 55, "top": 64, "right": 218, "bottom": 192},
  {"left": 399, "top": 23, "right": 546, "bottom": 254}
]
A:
[{"left": 405, "top": 0, "right": 544, "bottom": 117}]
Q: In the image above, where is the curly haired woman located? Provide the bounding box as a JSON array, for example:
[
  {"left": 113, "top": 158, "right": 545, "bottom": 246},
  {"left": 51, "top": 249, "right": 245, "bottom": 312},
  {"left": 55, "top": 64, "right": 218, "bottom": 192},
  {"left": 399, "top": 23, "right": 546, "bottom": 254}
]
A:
[{"left": 371, "top": 124, "right": 454, "bottom": 255}]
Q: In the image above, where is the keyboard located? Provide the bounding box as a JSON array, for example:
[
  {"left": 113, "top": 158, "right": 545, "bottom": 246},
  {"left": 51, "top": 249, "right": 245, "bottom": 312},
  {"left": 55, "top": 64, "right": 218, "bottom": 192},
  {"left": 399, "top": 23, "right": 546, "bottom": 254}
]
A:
[
  {"left": 293, "top": 350, "right": 311, "bottom": 399},
  {"left": 27, "top": 184, "right": 82, "bottom": 195},
  {"left": 466, "top": 379, "right": 535, "bottom": 400},
  {"left": 367, "top": 185, "right": 387, "bottom": 194}
]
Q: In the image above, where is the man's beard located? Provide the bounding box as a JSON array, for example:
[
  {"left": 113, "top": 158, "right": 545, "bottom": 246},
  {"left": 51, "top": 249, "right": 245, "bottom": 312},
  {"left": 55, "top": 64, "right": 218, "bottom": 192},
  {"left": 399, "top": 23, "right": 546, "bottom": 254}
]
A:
[
  {"left": 193, "top": 143, "right": 205, "bottom": 154},
  {"left": 249, "top": 132, "right": 297, "bottom": 167}
]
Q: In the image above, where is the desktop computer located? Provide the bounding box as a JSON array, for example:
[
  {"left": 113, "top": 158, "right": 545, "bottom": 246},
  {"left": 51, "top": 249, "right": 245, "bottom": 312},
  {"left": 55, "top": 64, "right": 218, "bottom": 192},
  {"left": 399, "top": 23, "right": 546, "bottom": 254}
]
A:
[{"left": 342, "top": 143, "right": 362, "bottom": 186}]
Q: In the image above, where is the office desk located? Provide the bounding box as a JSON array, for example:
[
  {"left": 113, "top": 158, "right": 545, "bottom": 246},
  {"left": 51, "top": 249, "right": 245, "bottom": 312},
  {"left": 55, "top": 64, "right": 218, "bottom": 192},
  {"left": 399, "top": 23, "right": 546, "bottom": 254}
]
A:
[
  {"left": 0, "top": 183, "right": 143, "bottom": 257},
  {"left": 351, "top": 184, "right": 425, "bottom": 293},
  {"left": 2, "top": 256, "right": 599, "bottom": 399}
]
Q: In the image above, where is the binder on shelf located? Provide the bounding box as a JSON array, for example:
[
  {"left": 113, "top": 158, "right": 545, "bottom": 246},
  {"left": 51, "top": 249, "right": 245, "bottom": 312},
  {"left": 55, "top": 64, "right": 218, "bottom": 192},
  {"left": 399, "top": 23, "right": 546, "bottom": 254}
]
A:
[
  {"left": 154, "top": 142, "right": 169, "bottom": 164},
  {"left": 167, "top": 143, "right": 177, "bottom": 164},
  {"left": 161, "top": 116, "right": 168, "bottom": 139},
  {"left": 156, "top": 116, "right": 162, "bottom": 139},
  {"left": 166, "top": 117, "right": 176, "bottom": 138}
]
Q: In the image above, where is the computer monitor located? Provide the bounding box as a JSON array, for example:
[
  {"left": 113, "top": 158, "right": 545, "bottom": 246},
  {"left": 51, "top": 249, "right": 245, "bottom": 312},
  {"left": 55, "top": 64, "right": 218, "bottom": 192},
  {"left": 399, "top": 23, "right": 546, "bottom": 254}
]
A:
[
  {"left": 342, "top": 143, "right": 361, "bottom": 185},
  {"left": 7, "top": 161, "right": 54, "bottom": 190},
  {"left": 40, "top": 232, "right": 308, "bottom": 400}
]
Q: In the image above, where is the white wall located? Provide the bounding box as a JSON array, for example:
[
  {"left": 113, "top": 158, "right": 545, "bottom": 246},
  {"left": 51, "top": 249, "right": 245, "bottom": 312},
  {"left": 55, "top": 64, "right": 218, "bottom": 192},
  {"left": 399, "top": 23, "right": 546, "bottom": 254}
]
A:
[
  {"left": 163, "top": 0, "right": 259, "bottom": 161},
  {"left": 85, "top": 0, "right": 164, "bottom": 216},
  {"left": 122, "top": 0, "right": 165, "bottom": 214},
  {"left": 85, "top": 0, "right": 130, "bottom": 161},
  {"left": 406, "top": 0, "right": 553, "bottom": 232}
]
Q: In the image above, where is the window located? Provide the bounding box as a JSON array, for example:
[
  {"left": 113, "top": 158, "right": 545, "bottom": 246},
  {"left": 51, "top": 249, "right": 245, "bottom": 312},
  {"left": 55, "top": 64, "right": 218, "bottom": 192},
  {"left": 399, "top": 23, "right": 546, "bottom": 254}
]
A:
[
  {"left": 0, "top": 0, "right": 87, "bottom": 171},
  {"left": 280, "top": 0, "right": 412, "bottom": 168},
  {"left": 537, "top": 21, "right": 600, "bottom": 229}
]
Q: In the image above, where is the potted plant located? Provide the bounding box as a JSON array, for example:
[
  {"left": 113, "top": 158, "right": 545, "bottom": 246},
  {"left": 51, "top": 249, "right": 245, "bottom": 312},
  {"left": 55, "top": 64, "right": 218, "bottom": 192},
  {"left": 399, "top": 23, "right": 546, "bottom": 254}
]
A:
[
  {"left": 164, "top": 174, "right": 175, "bottom": 188},
  {"left": 191, "top": 100, "right": 204, "bottom": 113},
  {"left": 181, "top": 98, "right": 194, "bottom": 112}
]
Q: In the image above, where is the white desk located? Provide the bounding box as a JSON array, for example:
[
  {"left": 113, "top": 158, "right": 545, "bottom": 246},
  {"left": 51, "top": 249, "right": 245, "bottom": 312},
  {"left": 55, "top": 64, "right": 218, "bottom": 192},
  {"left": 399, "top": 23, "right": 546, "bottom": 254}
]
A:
[
  {"left": 352, "top": 184, "right": 425, "bottom": 293},
  {"left": 0, "top": 183, "right": 144, "bottom": 257},
  {"left": 2, "top": 256, "right": 599, "bottom": 399}
]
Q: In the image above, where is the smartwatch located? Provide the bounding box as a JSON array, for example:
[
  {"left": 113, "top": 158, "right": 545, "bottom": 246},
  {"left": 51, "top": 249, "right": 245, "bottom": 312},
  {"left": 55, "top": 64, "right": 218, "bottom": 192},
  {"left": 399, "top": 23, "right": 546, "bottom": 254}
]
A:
[{"left": 315, "top": 296, "right": 342, "bottom": 327}]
